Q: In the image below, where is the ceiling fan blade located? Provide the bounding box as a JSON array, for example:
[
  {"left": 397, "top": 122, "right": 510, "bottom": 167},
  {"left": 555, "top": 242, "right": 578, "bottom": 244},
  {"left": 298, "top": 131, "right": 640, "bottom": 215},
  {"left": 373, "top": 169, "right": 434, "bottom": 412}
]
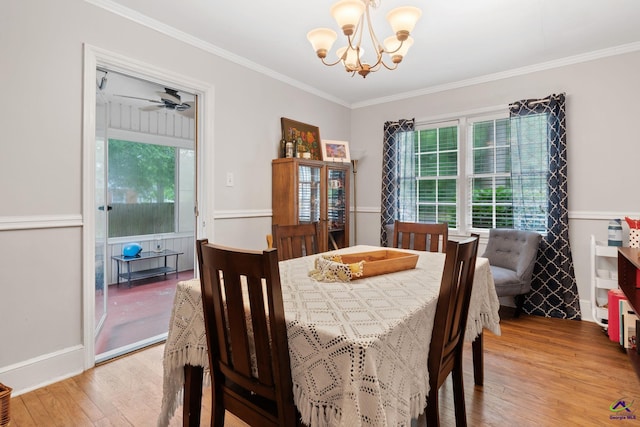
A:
[
  {"left": 156, "top": 90, "right": 181, "bottom": 105},
  {"left": 178, "top": 108, "right": 195, "bottom": 119},
  {"left": 115, "top": 94, "right": 163, "bottom": 104},
  {"left": 140, "top": 104, "right": 165, "bottom": 112}
]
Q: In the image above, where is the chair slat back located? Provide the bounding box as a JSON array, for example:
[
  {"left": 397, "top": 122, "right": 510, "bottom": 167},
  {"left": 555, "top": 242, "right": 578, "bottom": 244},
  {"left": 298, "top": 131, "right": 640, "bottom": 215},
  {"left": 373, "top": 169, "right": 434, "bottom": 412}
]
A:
[
  {"left": 430, "top": 236, "right": 478, "bottom": 379},
  {"left": 196, "top": 239, "right": 298, "bottom": 427},
  {"left": 271, "top": 223, "right": 320, "bottom": 261},
  {"left": 392, "top": 220, "right": 448, "bottom": 253},
  {"left": 427, "top": 235, "right": 479, "bottom": 426}
]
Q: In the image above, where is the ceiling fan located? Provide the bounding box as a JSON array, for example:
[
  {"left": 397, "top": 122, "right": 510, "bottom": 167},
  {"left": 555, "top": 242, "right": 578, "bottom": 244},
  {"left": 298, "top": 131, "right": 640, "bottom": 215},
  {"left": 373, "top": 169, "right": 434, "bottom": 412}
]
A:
[{"left": 115, "top": 88, "right": 194, "bottom": 116}]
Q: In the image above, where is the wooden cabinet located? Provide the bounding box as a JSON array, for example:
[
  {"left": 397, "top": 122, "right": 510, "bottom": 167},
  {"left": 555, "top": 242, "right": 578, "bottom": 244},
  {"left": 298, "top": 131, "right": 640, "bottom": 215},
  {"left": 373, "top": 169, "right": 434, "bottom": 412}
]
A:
[
  {"left": 272, "top": 158, "right": 350, "bottom": 252},
  {"left": 617, "top": 247, "right": 640, "bottom": 379}
]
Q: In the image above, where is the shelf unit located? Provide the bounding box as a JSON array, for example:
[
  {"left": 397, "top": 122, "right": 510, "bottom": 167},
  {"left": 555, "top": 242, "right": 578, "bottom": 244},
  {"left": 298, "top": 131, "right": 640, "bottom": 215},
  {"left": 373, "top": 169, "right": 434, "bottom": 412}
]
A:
[
  {"left": 590, "top": 235, "right": 619, "bottom": 327},
  {"left": 272, "top": 158, "right": 350, "bottom": 252},
  {"left": 111, "top": 249, "right": 182, "bottom": 288}
]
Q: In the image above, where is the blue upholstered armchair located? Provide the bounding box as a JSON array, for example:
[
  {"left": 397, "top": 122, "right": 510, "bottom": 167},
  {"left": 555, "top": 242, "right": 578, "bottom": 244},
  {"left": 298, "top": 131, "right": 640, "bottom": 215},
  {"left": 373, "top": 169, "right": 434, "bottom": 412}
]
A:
[{"left": 482, "top": 229, "right": 542, "bottom": 316}]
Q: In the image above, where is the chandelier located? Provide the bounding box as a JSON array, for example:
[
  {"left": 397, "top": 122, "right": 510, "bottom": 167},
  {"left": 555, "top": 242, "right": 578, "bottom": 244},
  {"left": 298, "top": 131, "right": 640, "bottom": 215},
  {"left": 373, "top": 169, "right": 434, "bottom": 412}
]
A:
[{"left": 307, "top": 0, "right": 422, "bottom": 78}]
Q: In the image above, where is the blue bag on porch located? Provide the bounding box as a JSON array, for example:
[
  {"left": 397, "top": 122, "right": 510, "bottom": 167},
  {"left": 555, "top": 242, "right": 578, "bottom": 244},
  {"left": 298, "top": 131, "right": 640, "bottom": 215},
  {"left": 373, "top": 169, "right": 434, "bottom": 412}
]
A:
[{"left": 123, "top": 243, "right": 143, "bottom": 257}]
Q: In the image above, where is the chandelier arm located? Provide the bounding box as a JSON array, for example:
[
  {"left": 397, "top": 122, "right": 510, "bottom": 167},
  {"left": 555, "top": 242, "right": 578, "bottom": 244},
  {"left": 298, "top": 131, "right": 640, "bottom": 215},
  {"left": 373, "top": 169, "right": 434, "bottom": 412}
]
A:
[
  {"left": 379, "top": 60, "right": 399, "bottom": 71},
  {"left": 366, "top": 54, "right": 384, "bottom": 72},
  {"left": 365, "top": 1, "right": 384, "bottom": 65},
  {"left": 383, "top": 39, "right": 404, "bottom": 55},
  {"left": 321, "top": 57, "right": 345, "bottom": 67},
  {"left": 350, "top": 14, "right": 366, "bottom": 70},
  {"left": 365, "top": 31, "right": 385, "bottom": 72},
  {"left": 346, "top": 28, "right": 359, "bottom": 51}
]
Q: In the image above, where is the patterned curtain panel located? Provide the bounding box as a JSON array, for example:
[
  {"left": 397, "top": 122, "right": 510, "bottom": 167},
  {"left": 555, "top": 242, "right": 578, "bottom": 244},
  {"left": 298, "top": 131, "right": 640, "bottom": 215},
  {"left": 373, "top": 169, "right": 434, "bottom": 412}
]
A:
[
  {"left": 380, "top": 119, "right": 415, "bottom": 246},
  {"left": 509, "top": 93, "right": 581, "bottom": 319}
]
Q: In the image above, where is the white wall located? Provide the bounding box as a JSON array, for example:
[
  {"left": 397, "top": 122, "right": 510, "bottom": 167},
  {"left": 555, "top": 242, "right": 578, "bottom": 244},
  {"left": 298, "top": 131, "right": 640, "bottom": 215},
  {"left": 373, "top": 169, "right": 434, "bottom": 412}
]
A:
[
  {"left": 0, "top": 0, "right": 349, "bottom": 394},
  {"left": 349, "top": 50, "right": 640, "bottom": 321}
]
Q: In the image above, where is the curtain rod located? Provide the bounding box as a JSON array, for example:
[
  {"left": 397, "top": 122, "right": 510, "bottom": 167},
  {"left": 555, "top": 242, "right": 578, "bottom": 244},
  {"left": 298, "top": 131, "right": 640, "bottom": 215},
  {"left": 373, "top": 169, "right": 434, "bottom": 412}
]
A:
[
  {"left": 385, "top": 118, "right": 415, "bottom": 126},
  {"left": 509, "top": 92, "right": 566, "bottom": 108},
  {"left": 509, "top": 97, "right": 549, "bottom": 108}
]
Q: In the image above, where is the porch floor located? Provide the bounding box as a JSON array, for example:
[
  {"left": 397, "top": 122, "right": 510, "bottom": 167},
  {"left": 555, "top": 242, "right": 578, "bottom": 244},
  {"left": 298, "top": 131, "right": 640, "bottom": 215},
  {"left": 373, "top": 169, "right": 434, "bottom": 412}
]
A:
[{"left": 95, "top": 270, "right": 195, "bottom": 356}]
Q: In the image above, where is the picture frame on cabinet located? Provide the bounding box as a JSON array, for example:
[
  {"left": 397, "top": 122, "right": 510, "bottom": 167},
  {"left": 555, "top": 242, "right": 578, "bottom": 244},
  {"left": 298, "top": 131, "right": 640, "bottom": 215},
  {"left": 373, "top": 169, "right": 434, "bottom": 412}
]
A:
[
  {"left": 280, "top": 117, "right": 321, "bottom": 160},
  {"left": 321, "top": 139, "right": 351, "bottom": 163}
]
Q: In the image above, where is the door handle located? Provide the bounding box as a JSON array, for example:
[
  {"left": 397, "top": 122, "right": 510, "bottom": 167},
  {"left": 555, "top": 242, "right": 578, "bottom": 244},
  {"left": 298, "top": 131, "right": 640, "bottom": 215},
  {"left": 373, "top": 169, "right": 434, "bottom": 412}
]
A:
[{"left": 98, "top": 205, "right": 113, "bottom": 211}]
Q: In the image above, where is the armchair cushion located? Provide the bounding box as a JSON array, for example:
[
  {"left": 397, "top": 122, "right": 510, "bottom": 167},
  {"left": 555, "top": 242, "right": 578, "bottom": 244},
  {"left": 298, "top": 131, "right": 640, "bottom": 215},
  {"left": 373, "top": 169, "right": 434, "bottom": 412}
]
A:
[
  {"left": 490, "top": 266, "right": 527, "bottom": 296},
  {"left": 482, "top": 229, "right": 541, "bottom": 297}
]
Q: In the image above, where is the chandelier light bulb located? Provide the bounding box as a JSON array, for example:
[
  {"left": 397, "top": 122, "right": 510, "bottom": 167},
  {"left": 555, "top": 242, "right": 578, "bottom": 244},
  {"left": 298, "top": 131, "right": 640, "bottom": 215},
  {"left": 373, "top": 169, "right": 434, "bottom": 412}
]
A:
[
  {"left": 383, "top": 36, "right": 414, "bottom": 63},
  {"left": 386, "top": 6, "right": 422, "bottom": 41},
  {"left": 307, "top": 28, "right": 338, "bottom": 58},
  {"left": 330, "top": 0, "right": 366, "bottom": 36}
]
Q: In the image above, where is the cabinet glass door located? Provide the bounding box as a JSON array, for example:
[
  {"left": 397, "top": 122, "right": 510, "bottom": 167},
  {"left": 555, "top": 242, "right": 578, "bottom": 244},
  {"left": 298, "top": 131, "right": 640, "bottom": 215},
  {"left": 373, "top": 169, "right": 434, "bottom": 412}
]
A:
[
  {"left": 327, "top": 167, "right": 347, "bottom": 249},
  {"left": 298, "top": 164, "right": 321, "bottom": 223}
]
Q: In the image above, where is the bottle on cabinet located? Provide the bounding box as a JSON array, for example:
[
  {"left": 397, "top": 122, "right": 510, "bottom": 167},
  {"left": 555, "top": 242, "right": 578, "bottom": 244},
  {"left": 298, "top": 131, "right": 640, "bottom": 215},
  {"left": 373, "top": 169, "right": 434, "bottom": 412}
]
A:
[{"left": 608, "top": 219, "right": 623, "bottom": 247}]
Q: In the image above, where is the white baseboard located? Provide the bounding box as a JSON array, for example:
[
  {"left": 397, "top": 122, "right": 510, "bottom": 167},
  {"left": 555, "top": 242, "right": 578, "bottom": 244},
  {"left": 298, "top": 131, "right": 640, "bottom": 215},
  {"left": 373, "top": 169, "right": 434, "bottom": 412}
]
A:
[
  {"left": 0, "top": 345, "right": 85, "bottom": 396},
  {"left": 580, "top": 299, "right": 595, "bottom": 323}
]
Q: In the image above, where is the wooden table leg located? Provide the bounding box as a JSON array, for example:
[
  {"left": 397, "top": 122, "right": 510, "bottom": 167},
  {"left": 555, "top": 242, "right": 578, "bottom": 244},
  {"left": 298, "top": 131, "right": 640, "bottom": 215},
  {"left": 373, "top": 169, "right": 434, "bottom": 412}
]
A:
[
  {"left": 472, "top": 331, "right": 484, "bottom": 386},
  {"left": 183, "top": 364, "right": 204, "bottom": 427}
]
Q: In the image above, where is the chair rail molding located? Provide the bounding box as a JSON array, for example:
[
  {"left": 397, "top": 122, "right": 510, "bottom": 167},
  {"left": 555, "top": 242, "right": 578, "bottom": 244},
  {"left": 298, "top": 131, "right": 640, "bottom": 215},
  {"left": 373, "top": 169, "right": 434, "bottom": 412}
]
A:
[
  {"left": 0, "top": 214, "right": 83, "bottom": 231},
  {"left": 570, "top": 211, "right": 640, "bottom": 221},
  {"left": 214, "top": 209, "right": 272, "bottom": 219},
  {"left": 0, "top": 210, "right": 628, "bottom": 232}
]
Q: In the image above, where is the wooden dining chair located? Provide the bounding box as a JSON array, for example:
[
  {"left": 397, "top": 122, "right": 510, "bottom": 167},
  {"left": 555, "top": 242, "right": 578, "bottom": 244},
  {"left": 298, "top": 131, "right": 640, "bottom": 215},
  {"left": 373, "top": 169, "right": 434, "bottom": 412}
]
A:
[
  {"left": 426, "top": 235, "right": 479, "bottom": 427},
  {"left": 469, "top": 233, "right": 484, "bottom": 387},
  {"left": 196, "top": 239, "right": 301, "bottom": 427},
  {"left": 271, "top": 222, "right": 320, "bottom": 261},
  {"left": 392, "top": 220, "right": 448, "bottom": 252}
]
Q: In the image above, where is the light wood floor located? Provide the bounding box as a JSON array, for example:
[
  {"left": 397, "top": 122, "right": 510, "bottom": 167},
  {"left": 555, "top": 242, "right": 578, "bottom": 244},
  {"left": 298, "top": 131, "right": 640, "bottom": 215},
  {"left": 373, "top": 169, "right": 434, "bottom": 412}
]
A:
[{"left": 8, "top": 312, "right": 640, "bottom": 426}]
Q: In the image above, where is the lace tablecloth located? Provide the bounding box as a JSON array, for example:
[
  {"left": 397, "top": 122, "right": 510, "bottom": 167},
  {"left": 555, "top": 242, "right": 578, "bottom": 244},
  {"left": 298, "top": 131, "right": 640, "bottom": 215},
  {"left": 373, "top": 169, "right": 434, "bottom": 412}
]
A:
[{"left": 158, "top": 245, "right": 501, "bottom": 427}]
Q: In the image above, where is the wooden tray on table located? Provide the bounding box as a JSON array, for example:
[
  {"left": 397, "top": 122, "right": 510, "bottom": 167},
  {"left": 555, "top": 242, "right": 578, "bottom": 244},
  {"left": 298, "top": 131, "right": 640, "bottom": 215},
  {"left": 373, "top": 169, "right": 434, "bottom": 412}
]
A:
[{"left": 338, "top": 249, "right": 419, "bottom": 279}]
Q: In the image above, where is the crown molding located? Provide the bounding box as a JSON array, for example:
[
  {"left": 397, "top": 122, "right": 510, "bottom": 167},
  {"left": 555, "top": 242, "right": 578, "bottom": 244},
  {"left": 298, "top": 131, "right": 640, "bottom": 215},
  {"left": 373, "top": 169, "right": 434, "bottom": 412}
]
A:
[
  {"left": 352, "top": 41, "right": 640, "bottom": 108},
  {"left": 84, "top": 0, "right": 349, "bottom": 108},
  {"left": 86, "top": 0, "right": 640, "bottom": 110}
]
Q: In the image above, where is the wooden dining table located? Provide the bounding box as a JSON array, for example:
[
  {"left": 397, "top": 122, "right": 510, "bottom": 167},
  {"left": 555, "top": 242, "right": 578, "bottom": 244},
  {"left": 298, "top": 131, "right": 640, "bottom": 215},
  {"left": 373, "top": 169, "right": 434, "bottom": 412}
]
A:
[{"left": 158, "top": 245, "right": 501, "bottom": 427}]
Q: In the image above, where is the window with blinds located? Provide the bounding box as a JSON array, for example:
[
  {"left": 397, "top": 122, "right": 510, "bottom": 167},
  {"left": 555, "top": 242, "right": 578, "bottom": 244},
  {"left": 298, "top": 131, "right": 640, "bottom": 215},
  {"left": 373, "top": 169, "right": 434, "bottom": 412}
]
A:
[
  {"left": 468, "top": 117, "right": 513, "bottom": 229},
  {"left": 508, "top": 112, "right": 548, "bottom": 232},
  {"left": 414, "top": 125, "right": 458, "bottom": 226},
  {"left": 394, "top": 110, "right": 550, "bottom": 234}
]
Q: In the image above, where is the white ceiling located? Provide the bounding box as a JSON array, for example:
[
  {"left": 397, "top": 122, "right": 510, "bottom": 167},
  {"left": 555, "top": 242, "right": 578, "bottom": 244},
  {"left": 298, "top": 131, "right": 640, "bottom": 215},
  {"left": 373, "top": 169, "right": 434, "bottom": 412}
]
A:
[{"left": 94, "top": 0, "right": 640, "bottom": 107}]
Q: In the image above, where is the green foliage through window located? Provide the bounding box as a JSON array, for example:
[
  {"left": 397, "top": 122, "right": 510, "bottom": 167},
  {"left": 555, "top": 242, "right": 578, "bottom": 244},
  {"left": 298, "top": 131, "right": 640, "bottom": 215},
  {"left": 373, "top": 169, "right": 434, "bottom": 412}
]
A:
[
  {"left": 471, "top": 186, "right": 513, "bottom": 228},
  {"left": 107, "top": 139, "right": 177, "bottom": 238}
]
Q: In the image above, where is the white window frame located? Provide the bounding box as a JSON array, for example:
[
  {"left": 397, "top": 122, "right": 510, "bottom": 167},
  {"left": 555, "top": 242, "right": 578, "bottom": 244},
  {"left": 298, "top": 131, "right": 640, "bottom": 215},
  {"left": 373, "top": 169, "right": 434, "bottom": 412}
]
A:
[
  {"left": 412, "top": 119, "right": 460, "bottom": 230},
  {"left": 465, "top": 112, "right": 510, "bottom": 234},
  {"left": 411, "top": 108, "right": 509, "bottom": 237}
]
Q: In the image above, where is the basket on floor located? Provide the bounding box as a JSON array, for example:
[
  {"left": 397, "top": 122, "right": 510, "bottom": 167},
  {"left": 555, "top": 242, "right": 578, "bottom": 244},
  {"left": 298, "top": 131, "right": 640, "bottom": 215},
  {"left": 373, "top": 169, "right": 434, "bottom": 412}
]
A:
[{"left": 0, "top": 383, "right": 11, "bottom": 427}]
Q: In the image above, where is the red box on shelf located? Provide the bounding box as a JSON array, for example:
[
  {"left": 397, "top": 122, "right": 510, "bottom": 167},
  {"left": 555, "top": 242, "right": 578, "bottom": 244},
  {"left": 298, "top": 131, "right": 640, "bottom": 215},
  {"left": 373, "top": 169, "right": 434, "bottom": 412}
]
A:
[{"left": 609, "top": 289, "right": 627, "bottom": 342}]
